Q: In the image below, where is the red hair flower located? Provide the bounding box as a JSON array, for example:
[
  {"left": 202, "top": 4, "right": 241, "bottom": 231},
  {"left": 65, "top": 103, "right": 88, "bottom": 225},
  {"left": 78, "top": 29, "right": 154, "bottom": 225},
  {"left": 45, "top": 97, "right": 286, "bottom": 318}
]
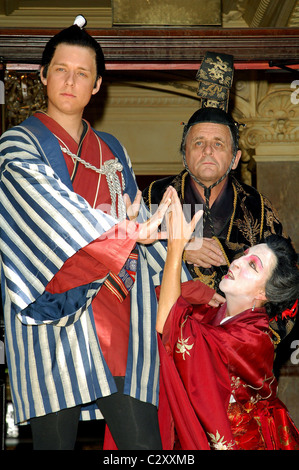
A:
[{"left": 281, "top": 299, "right": 298, "bottom": 320}]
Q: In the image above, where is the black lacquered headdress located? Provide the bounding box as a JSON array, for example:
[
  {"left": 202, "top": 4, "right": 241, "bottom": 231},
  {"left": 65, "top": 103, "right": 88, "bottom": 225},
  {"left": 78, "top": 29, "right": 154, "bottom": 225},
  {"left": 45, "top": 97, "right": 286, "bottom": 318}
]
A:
[{"left": 182, "top": 52, "right": 239, "bottom": 235}]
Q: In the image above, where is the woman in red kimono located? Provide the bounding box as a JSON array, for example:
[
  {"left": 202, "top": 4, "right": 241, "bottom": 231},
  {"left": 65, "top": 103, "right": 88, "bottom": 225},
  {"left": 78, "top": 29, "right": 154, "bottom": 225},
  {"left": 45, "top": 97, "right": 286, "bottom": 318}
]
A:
[{"left": 156, "top": 188, "right": 299, "bottom": 450}]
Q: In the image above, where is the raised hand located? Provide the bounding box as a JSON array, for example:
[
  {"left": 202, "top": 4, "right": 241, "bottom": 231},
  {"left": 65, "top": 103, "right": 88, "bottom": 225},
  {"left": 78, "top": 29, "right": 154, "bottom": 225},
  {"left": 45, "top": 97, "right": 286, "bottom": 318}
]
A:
[
  {"left": 166, "top": 187, "right": 203, "bottom": 255},
  {"left": 123, "top": 187, "right": 173, "bottom": 245}
]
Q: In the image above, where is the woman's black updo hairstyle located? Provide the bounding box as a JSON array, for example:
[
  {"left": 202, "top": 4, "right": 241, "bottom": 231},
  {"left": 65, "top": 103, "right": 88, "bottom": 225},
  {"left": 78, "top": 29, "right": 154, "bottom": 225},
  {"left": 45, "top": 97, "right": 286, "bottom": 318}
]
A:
[{"left": 265, "top": 235, "right": 299, "bottom": 343}]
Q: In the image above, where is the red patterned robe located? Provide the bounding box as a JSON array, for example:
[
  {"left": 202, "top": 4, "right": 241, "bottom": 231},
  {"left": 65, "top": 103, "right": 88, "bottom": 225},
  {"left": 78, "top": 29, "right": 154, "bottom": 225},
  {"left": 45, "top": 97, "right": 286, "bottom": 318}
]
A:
[{"left": 157, "top": 280, "right": 299, "bottom": 450}]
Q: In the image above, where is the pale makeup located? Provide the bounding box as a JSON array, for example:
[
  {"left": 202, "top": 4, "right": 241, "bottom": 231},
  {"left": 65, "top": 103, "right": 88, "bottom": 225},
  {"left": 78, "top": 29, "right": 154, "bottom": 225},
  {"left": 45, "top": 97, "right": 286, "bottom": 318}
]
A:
[{"left": 219, "top": 243, "right": 277, "bottom": 315}]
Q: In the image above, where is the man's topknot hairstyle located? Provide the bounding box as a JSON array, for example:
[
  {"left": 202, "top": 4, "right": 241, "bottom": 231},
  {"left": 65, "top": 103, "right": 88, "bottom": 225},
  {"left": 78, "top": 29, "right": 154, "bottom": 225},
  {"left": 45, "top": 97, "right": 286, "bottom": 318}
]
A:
[{"left": 41, "top": 17, "right": 105, "bottom": 82}]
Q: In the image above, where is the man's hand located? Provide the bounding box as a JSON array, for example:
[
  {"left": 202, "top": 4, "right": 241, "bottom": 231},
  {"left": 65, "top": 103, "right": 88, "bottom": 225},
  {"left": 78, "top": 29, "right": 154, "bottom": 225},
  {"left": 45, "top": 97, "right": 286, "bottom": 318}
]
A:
[
  {"left": 165, "top": 188, "right": 203, "bottom": 254},
  {"left": 184, "top": 237, "right": 227, "bottom": 268},
  {"left": 123, "top": 187, "right": 173, "bottom": 245}
]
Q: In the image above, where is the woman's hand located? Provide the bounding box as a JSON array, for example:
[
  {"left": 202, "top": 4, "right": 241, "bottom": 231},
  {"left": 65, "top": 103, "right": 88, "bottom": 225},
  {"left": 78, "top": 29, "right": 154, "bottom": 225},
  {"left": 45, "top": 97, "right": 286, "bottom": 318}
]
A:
[
  {"left": 166, "top": 187, "right": 203, "bottom": 254},
  {"left": 208, "top": 292, "right": 226, "bottom": 308}
]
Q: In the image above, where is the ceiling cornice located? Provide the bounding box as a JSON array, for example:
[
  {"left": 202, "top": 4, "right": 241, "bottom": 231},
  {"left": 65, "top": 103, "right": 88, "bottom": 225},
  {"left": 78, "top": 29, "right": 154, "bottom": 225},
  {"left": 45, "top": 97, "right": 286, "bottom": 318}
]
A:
[{"left": 1, "top": 28, "right": 299, "bottom": 71}]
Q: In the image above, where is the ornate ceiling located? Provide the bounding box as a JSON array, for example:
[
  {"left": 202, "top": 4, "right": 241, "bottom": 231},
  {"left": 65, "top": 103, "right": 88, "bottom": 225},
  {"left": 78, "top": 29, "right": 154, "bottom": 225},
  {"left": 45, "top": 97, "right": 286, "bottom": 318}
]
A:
[
  {"left": 0, "top": 0, "right": 299, "bottom": 28},
  {"left": 0, "top": 1, "right": 298, "bottom": 69}
]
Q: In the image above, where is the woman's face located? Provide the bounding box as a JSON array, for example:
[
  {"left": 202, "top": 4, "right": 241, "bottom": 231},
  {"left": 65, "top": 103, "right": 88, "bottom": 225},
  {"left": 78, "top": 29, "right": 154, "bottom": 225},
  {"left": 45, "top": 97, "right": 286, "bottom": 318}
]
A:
[{"left": 219, "top": 244, "right": 277, "bottom": 304}]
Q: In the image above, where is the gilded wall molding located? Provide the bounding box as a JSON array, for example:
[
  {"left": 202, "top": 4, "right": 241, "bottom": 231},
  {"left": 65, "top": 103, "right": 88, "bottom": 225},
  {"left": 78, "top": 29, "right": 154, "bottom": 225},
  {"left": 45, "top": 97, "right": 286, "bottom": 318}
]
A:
[
  {"left": 1, "top": 0, "right": 299, "bottom": 28},
  {"left": 232, "top": 76, "right": 299, "bottom": 155}
]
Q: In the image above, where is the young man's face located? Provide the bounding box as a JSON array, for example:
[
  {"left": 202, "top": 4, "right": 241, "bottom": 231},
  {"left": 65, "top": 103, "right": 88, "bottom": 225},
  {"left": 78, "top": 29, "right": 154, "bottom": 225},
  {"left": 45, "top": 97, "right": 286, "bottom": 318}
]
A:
[{"left": 41, "top": 43, "right": 101, "bottom": 119}]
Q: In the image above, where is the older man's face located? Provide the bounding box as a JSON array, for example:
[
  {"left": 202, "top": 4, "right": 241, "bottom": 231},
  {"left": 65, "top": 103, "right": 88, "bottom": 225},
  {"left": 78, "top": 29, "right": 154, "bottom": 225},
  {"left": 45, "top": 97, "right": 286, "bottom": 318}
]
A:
[{"left": 184, "top": 122, "right": 241, "bottom": 187}]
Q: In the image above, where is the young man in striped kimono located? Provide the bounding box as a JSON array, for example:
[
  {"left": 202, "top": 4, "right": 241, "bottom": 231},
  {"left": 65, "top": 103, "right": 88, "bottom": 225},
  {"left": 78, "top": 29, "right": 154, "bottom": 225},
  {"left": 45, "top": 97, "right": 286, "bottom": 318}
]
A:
[{"left": 0, "top": 17, "right": 188, "bottom": 450}]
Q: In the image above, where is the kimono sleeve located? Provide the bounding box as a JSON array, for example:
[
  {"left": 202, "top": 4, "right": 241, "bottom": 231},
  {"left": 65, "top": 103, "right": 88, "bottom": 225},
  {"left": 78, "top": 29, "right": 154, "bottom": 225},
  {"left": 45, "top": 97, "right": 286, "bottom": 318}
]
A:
[
  {"left": 159, "top": 297, "right": 236, "bottom": 449},
  {"left": 46, "top": 219, "right": 138, "bottom": 294}
]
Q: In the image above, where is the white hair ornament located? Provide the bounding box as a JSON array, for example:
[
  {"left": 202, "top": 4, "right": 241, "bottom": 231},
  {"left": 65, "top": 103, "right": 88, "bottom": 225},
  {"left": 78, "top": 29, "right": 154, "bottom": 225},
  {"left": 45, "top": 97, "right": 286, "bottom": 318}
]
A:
[{"left": 73, "top": 15, "right": 87, "bottom": 29}]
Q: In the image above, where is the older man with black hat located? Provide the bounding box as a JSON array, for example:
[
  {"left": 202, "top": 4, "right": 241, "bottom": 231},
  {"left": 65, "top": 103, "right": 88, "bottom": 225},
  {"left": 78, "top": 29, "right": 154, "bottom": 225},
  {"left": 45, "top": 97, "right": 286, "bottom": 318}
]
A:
[
  {"left": 143, "top": 51, "right": 285, "bottom": 293},
  {"left": 143, "top": 106, "right": 284, "bottom": 293}
]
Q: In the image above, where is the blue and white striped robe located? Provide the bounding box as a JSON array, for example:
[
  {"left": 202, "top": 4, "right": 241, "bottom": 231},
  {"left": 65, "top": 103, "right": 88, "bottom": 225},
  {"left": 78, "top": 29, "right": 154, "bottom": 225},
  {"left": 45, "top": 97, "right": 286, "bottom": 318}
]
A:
[{"left": 0, "top": 117, "right": 190, "bottom": 424}]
